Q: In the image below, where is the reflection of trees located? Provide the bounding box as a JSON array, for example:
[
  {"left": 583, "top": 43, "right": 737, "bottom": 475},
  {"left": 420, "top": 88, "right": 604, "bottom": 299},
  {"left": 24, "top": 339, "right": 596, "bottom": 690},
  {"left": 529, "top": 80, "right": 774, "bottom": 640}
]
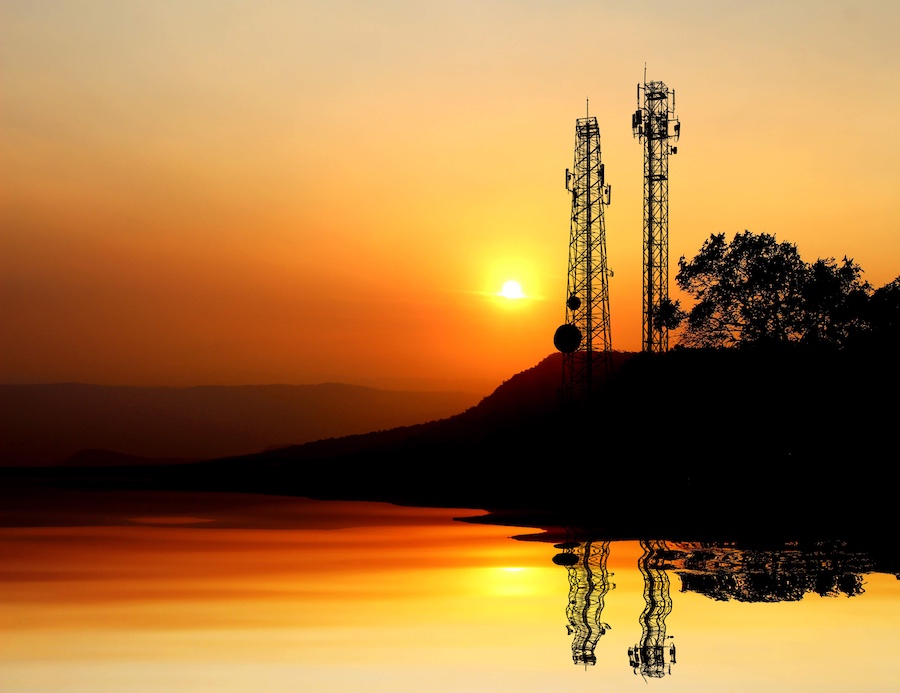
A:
[
  {"left": 553, "top": 538, "right": 614, "bottom": 666},
  {"left": 539, "top": 529, "right": 883, "bottom": 673},
  {"left": 672, "top": 542, "right": 868, "bottom": 602},
  {"left": 628, "top": 540, "right": 676, "bottom": 678}
]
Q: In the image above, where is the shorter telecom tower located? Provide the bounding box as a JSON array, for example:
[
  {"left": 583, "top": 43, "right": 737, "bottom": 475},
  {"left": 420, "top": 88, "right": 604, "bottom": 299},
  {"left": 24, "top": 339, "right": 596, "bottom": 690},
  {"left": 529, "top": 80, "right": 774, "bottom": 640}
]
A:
[
  {"left": 553, "top": 539, "right": 614, "bottom": 667},
  {"left": 554, "top": 111, "right": 612, "bottom": 403},
  {"left": 633, "top": 70, "right": 680, "bottom": 352}
]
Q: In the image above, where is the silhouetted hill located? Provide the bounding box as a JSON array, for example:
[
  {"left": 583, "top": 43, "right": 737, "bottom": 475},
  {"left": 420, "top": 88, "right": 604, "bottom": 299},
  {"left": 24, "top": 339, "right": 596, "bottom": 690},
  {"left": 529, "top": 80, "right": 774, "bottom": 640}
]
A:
[
  {"left": 61, "top": 449, "right": 197, "bottom": 467},
  {"left": 157, "top": 345, "right": 897, "bottom": 542},
  {"left": 0, "top": 383, "right": 481, "bottom": 466},
  {"left": 4, "top": 346, "right": 896, "bottom": 545},
  {"left": 239, "top": 350, "right": 633, "bottom": 461}
]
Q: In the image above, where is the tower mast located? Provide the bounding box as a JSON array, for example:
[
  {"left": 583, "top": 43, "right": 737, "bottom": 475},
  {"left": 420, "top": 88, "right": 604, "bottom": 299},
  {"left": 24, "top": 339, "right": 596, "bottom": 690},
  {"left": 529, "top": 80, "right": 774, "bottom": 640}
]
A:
[
  {"left": 554, "top": 110, "right": 613, "bottom": 403},
  {"left": 633, "top": 72, "right": 680, "bottom": 352},
  {"left": 554, "top": 539, "right": 614, "bottom": 668},
  {"left": 628, "top": 540, "right": 677, "bottom": 678}
]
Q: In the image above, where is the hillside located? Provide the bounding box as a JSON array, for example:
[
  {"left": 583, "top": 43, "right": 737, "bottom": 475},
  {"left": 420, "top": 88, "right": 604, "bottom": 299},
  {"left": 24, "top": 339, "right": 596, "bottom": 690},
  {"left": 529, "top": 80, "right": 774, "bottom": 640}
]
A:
[
  {"left": 3, "top": 346, "right": 896, "bottom": 545},
  {"left": 147, "top": 345, "right": 897, "bottom": 543},
  {"left": 0, "top": 383, "right": 482, "bottom": 466}
]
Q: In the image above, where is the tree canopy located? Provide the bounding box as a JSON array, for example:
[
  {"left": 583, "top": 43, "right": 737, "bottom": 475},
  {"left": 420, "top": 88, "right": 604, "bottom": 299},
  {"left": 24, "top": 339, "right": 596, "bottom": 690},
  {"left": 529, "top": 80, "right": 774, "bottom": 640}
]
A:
[{"left": 671, "top": 231, "right": 896, "bottom": 349}]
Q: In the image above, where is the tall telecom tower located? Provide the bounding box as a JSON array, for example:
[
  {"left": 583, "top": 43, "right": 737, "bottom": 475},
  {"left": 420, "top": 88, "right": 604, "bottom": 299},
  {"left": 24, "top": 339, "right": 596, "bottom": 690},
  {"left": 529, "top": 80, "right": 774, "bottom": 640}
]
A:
[
  {"left": 632, "top": 71, "right": 680, "bottom": 352},
  {"left": 554, "top": 110, "right": 613, "bottom": 402}
]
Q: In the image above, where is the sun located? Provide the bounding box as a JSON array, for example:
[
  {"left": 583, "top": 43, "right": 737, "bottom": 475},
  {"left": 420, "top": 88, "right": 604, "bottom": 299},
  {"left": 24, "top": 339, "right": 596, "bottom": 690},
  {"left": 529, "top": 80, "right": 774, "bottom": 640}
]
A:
[{"left": 498, "top": 280, "right": 526, "bottom": 300}]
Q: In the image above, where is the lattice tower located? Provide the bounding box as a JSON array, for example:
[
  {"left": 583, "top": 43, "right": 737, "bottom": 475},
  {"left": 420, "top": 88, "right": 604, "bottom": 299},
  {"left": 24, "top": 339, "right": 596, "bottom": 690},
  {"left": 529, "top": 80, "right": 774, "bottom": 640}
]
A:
[
  {"left": 553, "top": 538, "right": 614, "bottom": 667},
  {"left": 633, "top": 75, "right": 680, "bottom": 352},
  {"left": 627, "top": 539, "right": 677, "bottom": 678},
  {"left": 554, "top": 114, "right": 612, "bottom": 403}
]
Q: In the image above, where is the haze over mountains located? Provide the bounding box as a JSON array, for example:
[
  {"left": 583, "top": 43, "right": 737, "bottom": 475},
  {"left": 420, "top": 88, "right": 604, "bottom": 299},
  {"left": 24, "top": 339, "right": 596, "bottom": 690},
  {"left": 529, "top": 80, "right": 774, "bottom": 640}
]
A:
[{"left": 0, "top": 383, "right": 482, "bottom": 466}]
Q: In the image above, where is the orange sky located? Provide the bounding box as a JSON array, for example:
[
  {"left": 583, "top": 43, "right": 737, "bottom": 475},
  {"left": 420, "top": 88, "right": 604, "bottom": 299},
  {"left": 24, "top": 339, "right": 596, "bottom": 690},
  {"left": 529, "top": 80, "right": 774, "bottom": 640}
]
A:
[{"left": 2, "top": 1, "right": 899, "bottom": 390}]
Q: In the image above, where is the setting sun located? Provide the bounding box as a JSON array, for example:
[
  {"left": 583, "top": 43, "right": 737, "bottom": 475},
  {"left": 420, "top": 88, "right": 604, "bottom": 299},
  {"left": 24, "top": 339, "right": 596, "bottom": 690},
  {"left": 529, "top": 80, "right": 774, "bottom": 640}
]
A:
[
  {"left": 1, "top": 1, "right": 898, "bottom": 392},
  {"left": 498, "top": 280, "right": 526, "bottom": 300}
]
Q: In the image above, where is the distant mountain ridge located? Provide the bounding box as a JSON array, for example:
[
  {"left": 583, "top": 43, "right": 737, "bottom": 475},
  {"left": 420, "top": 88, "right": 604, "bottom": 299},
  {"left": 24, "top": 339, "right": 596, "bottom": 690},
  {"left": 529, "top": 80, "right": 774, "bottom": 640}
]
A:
[
  {"left": 0, "top": 382, "right": 482, "bottom": 466},
  {"left": 157, "top": 345, "right": 896, "bottom": 543},
  {"left": 2, "top": 346, "right": 897, "bottom": 544}
]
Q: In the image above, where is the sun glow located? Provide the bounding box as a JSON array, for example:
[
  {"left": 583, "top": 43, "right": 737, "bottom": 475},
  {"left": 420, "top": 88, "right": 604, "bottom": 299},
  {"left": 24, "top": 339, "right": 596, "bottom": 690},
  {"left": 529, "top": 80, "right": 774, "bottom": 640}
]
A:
[{"left": 498, "top": 280, "right": 526, "bottom": 300}]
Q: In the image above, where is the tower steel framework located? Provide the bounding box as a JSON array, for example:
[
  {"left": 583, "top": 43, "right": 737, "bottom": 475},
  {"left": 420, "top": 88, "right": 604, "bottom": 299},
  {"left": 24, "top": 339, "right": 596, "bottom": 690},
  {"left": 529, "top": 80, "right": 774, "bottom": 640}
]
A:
[
  {"left": 632, "top": 74, "right": 680, "bottom": 352},
  {"left": 559, "top": 540, "right": 614, "bottom": 667},
  {"left": 628, "top": 539, "right": 677, "bottom": 678},
  {"left": 554, "top": 114, "right": 612, "bottom": 402}
]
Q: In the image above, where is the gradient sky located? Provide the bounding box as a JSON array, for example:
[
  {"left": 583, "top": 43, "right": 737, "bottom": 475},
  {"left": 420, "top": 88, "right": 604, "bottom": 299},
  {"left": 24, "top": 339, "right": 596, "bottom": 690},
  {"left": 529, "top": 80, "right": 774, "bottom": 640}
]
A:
[{"left": 2, "top": 1, "right": 899, "bottom": 389}]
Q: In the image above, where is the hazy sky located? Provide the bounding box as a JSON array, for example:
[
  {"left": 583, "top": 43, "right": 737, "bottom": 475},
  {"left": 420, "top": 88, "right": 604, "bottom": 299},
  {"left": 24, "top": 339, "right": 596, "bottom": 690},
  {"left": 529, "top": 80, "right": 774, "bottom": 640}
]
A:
[{"left": 2, "top": 1, "right": 898, "bottom": 389}]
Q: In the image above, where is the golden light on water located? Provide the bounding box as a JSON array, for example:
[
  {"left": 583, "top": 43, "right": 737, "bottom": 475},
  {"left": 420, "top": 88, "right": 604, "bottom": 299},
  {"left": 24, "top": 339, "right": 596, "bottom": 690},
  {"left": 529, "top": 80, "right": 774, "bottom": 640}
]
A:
[{"left": 3, "top": 494, "right": 900, "bottom": 693}]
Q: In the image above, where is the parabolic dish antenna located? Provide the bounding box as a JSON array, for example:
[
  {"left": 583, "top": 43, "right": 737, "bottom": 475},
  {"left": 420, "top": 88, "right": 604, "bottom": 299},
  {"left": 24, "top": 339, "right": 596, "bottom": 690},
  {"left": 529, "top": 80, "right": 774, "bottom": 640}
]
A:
[
  {"left": 554, "top": 323, "right": 582, "bottom": 354},
  {"left": 552, "top": 552, "right": 580, "bottom": 566}
]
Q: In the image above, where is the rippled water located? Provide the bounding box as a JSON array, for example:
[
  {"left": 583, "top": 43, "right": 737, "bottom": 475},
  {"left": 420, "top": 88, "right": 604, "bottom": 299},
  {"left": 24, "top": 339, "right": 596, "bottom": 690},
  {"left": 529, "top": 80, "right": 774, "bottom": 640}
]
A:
[{"left": 2, "top": 487, "right": 898, "bottom": 692}]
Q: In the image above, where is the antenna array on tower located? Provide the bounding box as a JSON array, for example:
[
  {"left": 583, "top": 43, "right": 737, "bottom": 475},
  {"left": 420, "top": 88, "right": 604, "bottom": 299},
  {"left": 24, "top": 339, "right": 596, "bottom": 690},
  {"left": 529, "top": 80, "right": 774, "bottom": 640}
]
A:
[
  {"left": 633, "top": 76, "right": 680, "bottom": 352},
  {"left": 554, "top": 115, "right": 613, "bottom": 403}
]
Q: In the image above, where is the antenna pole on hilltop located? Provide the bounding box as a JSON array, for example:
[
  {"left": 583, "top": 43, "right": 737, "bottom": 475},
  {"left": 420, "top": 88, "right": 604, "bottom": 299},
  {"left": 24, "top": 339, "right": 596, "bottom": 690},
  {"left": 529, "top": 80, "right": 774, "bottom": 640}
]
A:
[
  {"left": 554, "top": 110, "right": 613, "bottom": 404},
  {"left": 632, "top": 70, "right": 680, "bottom": 352}
]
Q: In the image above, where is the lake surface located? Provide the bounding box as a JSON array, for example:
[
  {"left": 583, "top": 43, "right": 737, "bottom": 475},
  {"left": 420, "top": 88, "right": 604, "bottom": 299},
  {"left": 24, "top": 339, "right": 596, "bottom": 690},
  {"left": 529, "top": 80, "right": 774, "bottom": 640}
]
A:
[{"left": 2, "top": 486, "right": 899, "bottom": 693}]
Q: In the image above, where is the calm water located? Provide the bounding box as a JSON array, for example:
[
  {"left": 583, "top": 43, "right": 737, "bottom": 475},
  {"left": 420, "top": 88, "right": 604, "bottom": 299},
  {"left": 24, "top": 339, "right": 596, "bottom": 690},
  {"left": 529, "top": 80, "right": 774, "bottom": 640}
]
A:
[{"left": 2, "top": 486, "right": 899, "bottom": 693}]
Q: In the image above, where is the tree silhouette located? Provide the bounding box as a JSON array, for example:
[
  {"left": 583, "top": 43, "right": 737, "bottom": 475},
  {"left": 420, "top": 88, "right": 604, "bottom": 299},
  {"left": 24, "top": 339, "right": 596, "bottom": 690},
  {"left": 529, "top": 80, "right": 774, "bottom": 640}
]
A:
[
  {"left": 864, "top": 275, "right": 900, "bottom": 346},
  {"left": 674, "top": 232, "right": 809, "bottom": 348},
  {"left": 800, "top": 256, "right": 871, "bottom": 346},
  {"left": 673, "top": 231, "right": 881, "bottom": 349}
]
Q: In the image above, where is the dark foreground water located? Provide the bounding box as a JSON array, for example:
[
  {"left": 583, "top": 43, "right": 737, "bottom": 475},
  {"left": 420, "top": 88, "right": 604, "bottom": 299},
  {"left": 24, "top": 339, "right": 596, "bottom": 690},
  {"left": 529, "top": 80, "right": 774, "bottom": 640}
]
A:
[{"left": 2, "top": 485, "right": 899, "bottom": 693}]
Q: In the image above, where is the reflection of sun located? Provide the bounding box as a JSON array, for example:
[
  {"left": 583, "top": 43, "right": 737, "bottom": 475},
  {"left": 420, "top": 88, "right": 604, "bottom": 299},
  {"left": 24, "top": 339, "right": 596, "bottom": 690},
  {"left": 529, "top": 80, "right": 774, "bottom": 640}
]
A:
[{"left": 498, "top": 280, "right": 526, "bottom": 299}]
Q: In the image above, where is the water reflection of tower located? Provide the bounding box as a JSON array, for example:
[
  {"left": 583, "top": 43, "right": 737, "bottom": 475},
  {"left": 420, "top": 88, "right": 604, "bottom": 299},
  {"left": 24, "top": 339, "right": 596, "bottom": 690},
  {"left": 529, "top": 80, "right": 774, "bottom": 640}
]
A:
[
  {"left": 628, "top": 539, "right": 677, "bottom": 678},
  {"left": 552, "top": 539, "right": 615, "bottom": 667}
]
